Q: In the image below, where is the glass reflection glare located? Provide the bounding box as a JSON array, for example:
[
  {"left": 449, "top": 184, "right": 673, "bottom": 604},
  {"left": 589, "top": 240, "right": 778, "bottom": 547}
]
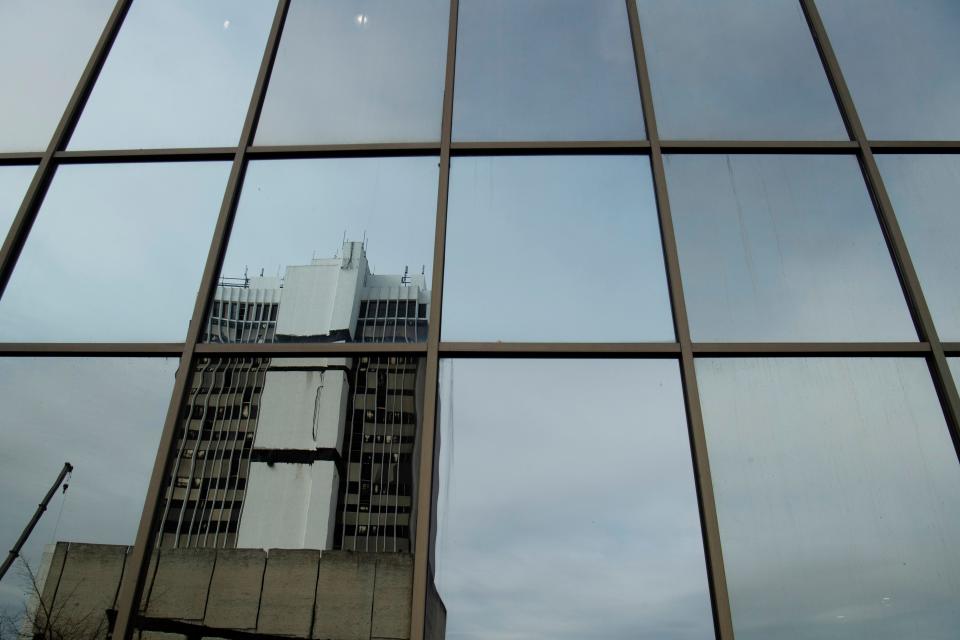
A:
[
  {"left": 435, "top": 359, "right": 714, "bottom": 640},
  {"left": 0, "top": 358, "right": 176, "bottom": 625},
  {"left": 697, "top": 357, "right": 960, "bottom": 639},
  {"left": 636, "top": 0, "right": 846, "bottom": 140},
  {"left": 0, "top": 0, "right": 113, "bottom": 151},
  {"left": 817, "top": 0, "right": 960, "bottom": 140},
  {"left": 443, "top": 155, "right": 674, "bottom": 342},
  {"left": 876, "top": 154, "right": 960, "bottom": 340},
  {"left": 0, "top": 166, "right": 36, "bottom": 240},
  {"left": 205, "top": 157, "right": 438, "bottom": 344},
  {"left": 453, "top": 0, "right": 644, "bottom": 141},
  {"left": 667, "top": 154, "right": 916, "bottom": 342},
  {"left": 0, "top": 162, "right": 230, "bottom": 342},
  {"left": 69, "top": 0, "right": 275, "bottom": 150},
  {"left": 255, "top": 0, "right": 448, "bottom": 145}
]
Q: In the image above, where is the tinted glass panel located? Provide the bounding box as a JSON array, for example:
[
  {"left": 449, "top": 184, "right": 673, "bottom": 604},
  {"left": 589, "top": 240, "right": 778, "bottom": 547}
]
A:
[
  {"left": 435, "top": 359, "right": 714, "bottom": 639},
  {"left": 666, "top": 154, "right": 915, "bottom": 341},
  {"left": 68, "top": 0, "right": 275, "bottom": 150},
  {"left": 443, "top": 156, "right": 673, "bottom": 342},
  {"left": 0, "top": 162, "right": 230, "bottom": 341},
  {"left": 138, "top": 355, "right": 425, "bottom": 638},
  {"left": 698, "top": 357, "right": 960, "bottom": 639},
  {"left": 0, "top": 165, "right": 36, "bottom": 239},
  {"left": 636, "top": 0, "right": 845, "bottom": 140},
  {"left": 876, "top": 154, "right": 960, "bottom": 340},
  {"left": 0, "top": 0, "right": 113, "bottom": 151},
  {"left": 206, "top": 157, "right": 438, "bottom": 344},
  {"left": 950, "top": 358, "right": 960, "bottom": 391},
  {"left": 453, "top": 0, "right": 644, "bottom": 141},
  {"left": 817, "top": 0, "right": 960, "bottom": 140},
  {"left": 255, "top": 0, "right": 448, "bottom": 145},
  {"left": 0, "top": 358, "right": 176, "bottom": 630}
]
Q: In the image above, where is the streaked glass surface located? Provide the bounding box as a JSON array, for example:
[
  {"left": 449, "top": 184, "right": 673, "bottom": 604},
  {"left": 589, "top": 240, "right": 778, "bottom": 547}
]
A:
[
  {"left": 636, "top": 0, "right": 846, "bottom": 140},
  {"left": 206, "top": 157, "right": 438, "bottom": 344},
  {"left": 435, "top": 359, "right": 714, "bottom": 640},
  {"left": 255, "top": 0, "right": 448, "bottom": 145},
  {"left": 453, "top": 0, "right": 644, "bottom": 141},
  {"left": 666, "top": 154, "right": 915, "bottom": 341},
  {"left": 817, "top": 0, "right": 960, "bottom": 140},
  {"left": 69, "top": 0, "right": 275, "bottom": 150},
  {"left": 876, "top": 154, "right": 960, "bottom": 340},
  {"left": 698, "top": 357, "right": 960, "bottom": 640},
  {"left": 0, "top": 358, "right": 176, "bottom": 628},
  {"left": 0, "top": 162, "right": 230, "bottom": 341},
  {"left": 443, "top": 156, "right": 673, "bottom": 342},
  {"left": 0, "top": 0, "right": 114, "bottom": 151},
  {"left": 139, "top": 355, "right": 424, "bottom": 639},
  {"left": 0, "top": 166, "right": 36, "bottom": 240}
]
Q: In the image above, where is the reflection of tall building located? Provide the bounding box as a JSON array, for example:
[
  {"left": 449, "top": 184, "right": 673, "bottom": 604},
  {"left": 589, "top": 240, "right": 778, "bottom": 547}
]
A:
[{"left": 159, "top": 241, "right": 428, "bottom": 553}]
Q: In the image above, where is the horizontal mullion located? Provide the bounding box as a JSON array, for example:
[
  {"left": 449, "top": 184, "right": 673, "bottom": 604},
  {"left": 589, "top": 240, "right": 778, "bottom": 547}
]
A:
[
  {"left": 943, "top": 343, "right": 960, "bottom": 355},
  {"left": 194, "top": 342, "right": 427, "bottom": 357},
  {"left": 451, "top": 140, "right": 650, "bottom": 155},
  {"left": 54, "top": 148, "right": 237, "bottom": 163},
  {"left": 245, "top": 142, "right": 440, "bottom": 159},
  {"left": 660, "top": 140, "right": 859, "bottom": 153},
  {"left": 870, "top": 141, "right": 960, "bottom": 153},
  {"left": 691, "top": 342, "right": 931, "bottom": 357},
  {"left": 438, "top": 342, "right": 681, "bottom": 357},
  {"left": 0, "top": 153, "right": 44, "bottom": 165},
  {"left": 0, "top": 343, "right": 185, "bottom": 357}
]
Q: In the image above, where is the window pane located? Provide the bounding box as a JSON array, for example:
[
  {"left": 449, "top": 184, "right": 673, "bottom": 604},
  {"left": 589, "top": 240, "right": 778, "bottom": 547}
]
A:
[
  {"left": 443, "top": 156, "right": 673, "bottom": 342},
  {"left": 135, "top": 355, "right": 424, "bottom": 638},
  {"left": 666, "top": 154, "right": 915, "bottom": 341},
  {"left": 636, "top": 0, "right": 846, "bottom": 140},
  {"left": 0, "top": 162, "right": 230, "bottom": 342},
  {"left": 817, "top": 0, "right": 960, "bottom": 140},
  {"left": 0, "top": 358, "right": 176, "bottom": 628},
  {"left": 697, "top": 357, "right": 960, "bottom": 639},
  {"left": 453, "top": 0, "right": 644, "bottom": 141},
  {"left": 68, "top": 0, "right": 275, "bottom": 150},
  {"left": 0, "top": 0, "right": 114, "bottom": 152},
  {"left": 435, "top": 359, "right": 714, "bottom": 639},
  {"left": 0, "top": 165, "right": 36, "bottom": 239},
  {"left": 950, "top": 358, "right": 960, "bottom": 391},
  {"left": 255, "top": 0, "right": 448, "bottom": 145},
  {"left": 876, "top": 154, "right": 960, "bottom": 340},
  {"left": 205, "top": 157, "right": 438, "bottom": 344}
]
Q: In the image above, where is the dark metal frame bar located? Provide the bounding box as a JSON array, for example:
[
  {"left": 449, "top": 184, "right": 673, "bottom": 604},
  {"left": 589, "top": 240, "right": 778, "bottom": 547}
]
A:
[{"left": 1, "top": 1, "right": 959, "bottom": 639}]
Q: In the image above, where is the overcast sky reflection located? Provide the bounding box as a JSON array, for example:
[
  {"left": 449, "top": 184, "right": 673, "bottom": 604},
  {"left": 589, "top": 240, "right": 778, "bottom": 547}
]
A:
[
  {"left": 0, "top": 358, "right": 176, "bottom": 617},
  {"left": 698, "top": 357, "right": 960, "bottom": 640},
  {"left": 0, "top": 162, "right": 229, "bottom": 342},
  {"left": 435, "top": 359, "right": 714, "bottom": 640}
]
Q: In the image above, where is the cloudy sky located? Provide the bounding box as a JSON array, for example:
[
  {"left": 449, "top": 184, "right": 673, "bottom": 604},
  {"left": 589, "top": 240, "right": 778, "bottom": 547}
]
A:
[
  {"left": 697, "top": 357, "right": 960, "bottom": 639},
  {"left": 636, "top": 0, "right": 846, "bottom": 140},
  {"left": 665, "top": 154, "right": 917, "bottom": 342},
  {"left": 0, "top": 358, "right": 176, "bottom": 616},
  {"left": 0, "top": 162, "right": 230, "bottom": 342},
  {"left": 434, "top": 359, "right": 714, "bottom": 640},
  {"left": 442, "top": 155, "right": 674, "bottom": 342}
]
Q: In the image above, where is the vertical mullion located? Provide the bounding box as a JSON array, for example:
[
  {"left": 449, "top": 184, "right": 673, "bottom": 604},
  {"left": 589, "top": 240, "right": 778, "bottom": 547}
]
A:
[
  {"left": 410, "top": 0, "right": 459, "bottom": 636},
  {"left": 799, "top": 0, "right": 960, "bottom": 462},
  {"left": 0, "top": 0, "right": 133, "bottom": 297},
  {"left": 111, "top": 1, "right": 290, "bottom": 638},
  {"left": 625, "top": 2, "right": 734, "bottom": 639}
]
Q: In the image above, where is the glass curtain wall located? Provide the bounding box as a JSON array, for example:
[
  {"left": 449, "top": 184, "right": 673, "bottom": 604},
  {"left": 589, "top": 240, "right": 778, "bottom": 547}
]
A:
[{"left": 0, "top": 2, "right": 958, "bottom": 640}]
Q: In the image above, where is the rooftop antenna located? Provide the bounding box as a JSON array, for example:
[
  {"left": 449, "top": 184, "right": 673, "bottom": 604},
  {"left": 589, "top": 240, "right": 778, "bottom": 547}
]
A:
[
  {"left": 260, "top": 268, "right": 264, "bottom": 277},
  {"left": 401, "top": 265, "right": 411, "bottom": 285}
]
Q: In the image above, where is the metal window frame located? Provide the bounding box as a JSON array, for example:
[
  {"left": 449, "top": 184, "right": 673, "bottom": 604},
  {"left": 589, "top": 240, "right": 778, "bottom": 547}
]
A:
[{"left": 0, "top": 1, "right": 957, "bottom": 639}]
